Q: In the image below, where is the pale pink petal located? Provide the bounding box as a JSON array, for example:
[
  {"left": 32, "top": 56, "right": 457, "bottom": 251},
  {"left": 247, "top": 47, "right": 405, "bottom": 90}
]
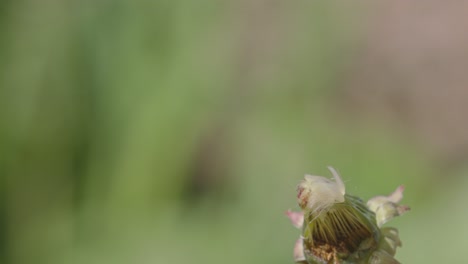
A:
[
  {"left": 293, "top": 238, "right": 306, "bottom": 262},
  {"left": 285, "top": 210, "right": 304, "bottom": 229},
  {"left": 367, "top": 185, "right": 406, "bottom": 213},
  {"left": 388, "top": 185, "right": 405, "bottom": 203},
  {"left": 367, "top": 186, "right": 410, "bottom": 227}
]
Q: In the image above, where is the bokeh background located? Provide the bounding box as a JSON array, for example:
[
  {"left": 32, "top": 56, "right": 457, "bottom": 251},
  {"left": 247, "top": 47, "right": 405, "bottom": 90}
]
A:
[{"left": 1, "top": 1, "right": 467, "bottom": 263}]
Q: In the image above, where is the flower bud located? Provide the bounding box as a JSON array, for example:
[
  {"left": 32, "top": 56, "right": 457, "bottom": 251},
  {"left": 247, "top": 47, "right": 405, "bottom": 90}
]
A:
[{"left": 287, "top": 167, "right": 409, "bottom": 264}]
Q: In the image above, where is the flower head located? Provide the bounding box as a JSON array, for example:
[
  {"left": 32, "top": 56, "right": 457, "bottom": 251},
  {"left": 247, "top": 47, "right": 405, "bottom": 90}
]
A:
[{"left": 287, "top": 167, "right": 409, "bottom": 264}]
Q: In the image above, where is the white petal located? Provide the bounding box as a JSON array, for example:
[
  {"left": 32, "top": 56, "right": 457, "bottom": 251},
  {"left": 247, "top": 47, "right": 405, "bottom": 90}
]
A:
[
  {"left": 367, "top": 186, "right": 410, "bottom": 227},
  {"left": 327, "top": 166, "right": 346, "bottom": 196},
  {"left": 293, "top": 238, "right": 306, "bottom": 262},
  {"left": 388, "top": 185, "right": 404, "bottom": 203},
  {"left": 298, "top": 169, "right": 345, "bottom": 212}
]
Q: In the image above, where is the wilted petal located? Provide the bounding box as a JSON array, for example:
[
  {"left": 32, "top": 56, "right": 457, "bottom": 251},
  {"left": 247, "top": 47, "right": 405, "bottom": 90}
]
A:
[
  {"left": 293, "top": 238, "right": 306, "bottom": 262},
  {"left": 387, "top": 185, "right": 405, "bottom": 203},
  {"left": 327, "top": 166, "right": 345, "bottom": 196},
  {"left": 285, "top": 210, "right": 304, "bottom": 229},
  {"left": 367, "top": 186, "right": 405, "bottom": 212},
  {"left": 367, "top": 186, "right": 410, "bottom": 227},
  {"left": 297, "top": 168, "right": 345, "bottom": 212}
]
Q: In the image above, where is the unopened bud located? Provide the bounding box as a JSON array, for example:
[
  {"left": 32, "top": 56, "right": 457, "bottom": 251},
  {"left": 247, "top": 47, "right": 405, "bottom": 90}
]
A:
[{"left": 287, "top": 167, "right": 409, "bottom": 264}]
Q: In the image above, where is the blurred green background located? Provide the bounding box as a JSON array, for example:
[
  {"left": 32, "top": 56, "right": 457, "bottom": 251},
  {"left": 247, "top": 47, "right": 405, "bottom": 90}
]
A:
[{"left": 1, "top": 1, "right": 467, "bottom": 263}]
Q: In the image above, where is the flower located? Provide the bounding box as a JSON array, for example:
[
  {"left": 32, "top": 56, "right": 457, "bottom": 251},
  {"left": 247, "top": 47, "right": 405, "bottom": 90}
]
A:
[{"left": 286, "top": 167, "right": 409, "bottom": 264}]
